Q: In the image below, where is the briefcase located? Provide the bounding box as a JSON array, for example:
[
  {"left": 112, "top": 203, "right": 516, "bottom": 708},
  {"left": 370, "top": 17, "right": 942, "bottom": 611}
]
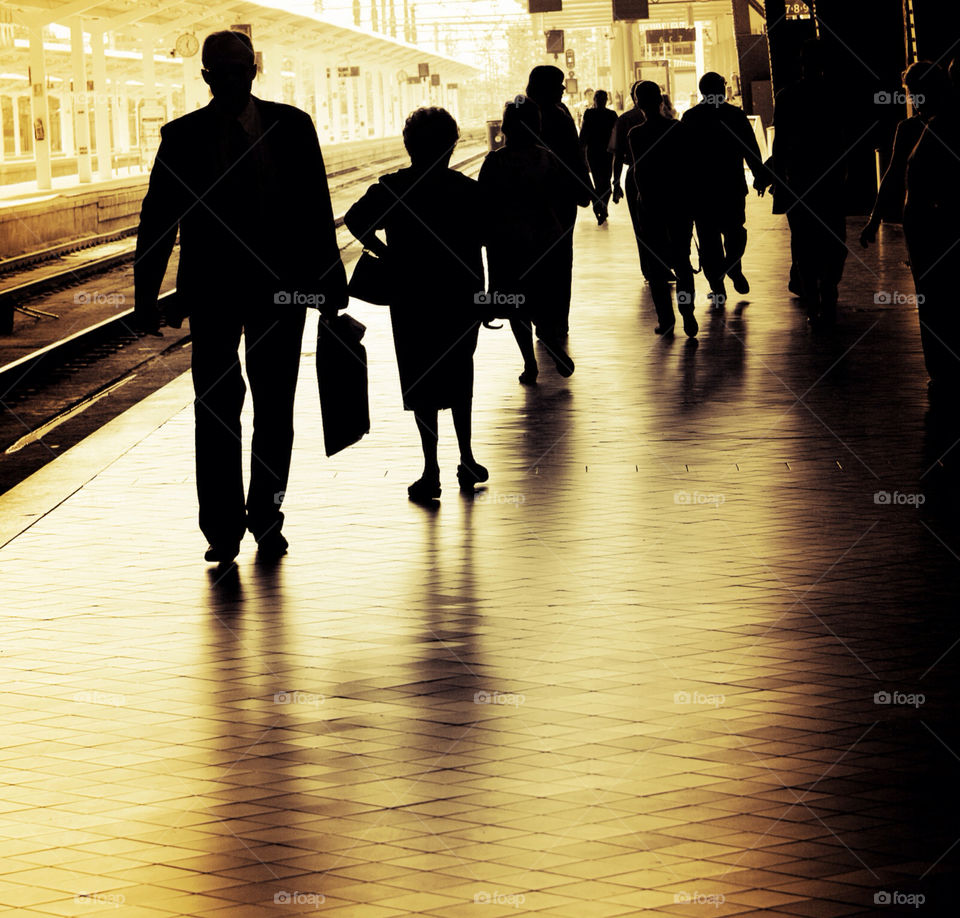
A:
[{"left": 316, "top": 313, "right": 371, "bottom": 456}]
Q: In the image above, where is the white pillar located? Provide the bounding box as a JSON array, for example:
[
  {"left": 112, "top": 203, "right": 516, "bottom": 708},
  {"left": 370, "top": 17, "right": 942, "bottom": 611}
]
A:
[
  {"left": 28, "top": 24, "right": 52, "bottom": 189},
  {"left": 70, "top": 21, "right": 91, "bottom": 181},
  {"left": 90, "top": 30, "right": 112, "bottom": 180},
  {"left": 141, "top": 38, "right": 156, "bottom": 103},
  {"left": 372, "top": 68, "right": 385, "bottom": 137},
  {"left": 345, "top": 72, "right": 356, "bottom": 140},
  {"left": 13, "top": 96, "right": 23, "bottom": 155}
]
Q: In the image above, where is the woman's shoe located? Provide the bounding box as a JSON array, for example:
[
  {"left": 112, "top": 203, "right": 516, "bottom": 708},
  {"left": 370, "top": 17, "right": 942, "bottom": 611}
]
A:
[
  {"left": 408, "top": 475, "right": 441, "bottom": 502},
  {"left": 456, "top": 461, "right": 489, "bottom": 491},
  {"left": 519, "top": 365, "right": 539, "bottom": 385}
]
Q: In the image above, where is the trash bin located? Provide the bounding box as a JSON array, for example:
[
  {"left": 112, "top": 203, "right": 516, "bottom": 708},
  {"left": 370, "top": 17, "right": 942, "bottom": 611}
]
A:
[{"left": 487, "top": 119, "right": 505, "bottom": 152}]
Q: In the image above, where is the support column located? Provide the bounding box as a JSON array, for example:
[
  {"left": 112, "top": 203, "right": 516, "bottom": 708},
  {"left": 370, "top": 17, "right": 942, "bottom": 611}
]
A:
[
  {"left": 141, "top": 37, "right": 156, "bottom": 103},
  {"left": 371, "top": 69, "right": 384, "bottom": 137},
  {"left": 28, "top": 24, "right": 52, "bottom": 190},
  {"left": 90, "top": 29, "right": 112, "bottom": 180},
  {"left": 345, "top": 72, "right": 357, "bottom": 140}
]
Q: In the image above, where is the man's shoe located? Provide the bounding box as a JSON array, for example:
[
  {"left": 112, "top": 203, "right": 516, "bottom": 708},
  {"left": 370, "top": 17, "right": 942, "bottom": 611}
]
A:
[
  {"left": 256, "top": 531, "right": 288, "bottom": 561},
  {"left": 205, "top": 542, "right": 240, "bottom": 563},
  {"left": 729, "top": 270, "right": 750, "bottom": 294},
  {"left": 681, "top": 311, "right": 699, "bottom": 338}
]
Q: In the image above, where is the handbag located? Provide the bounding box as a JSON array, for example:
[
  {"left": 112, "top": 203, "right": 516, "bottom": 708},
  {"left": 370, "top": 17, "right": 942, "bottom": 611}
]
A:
[
  {"left": 316, "top": 313, "right": 371, "bottom": 456},
  {"left": 347, "top": 250, "right": 392, "bottom": 306}
]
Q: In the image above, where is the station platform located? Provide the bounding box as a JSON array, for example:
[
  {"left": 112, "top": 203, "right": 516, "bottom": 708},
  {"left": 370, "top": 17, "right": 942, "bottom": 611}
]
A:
[{"left": 2, "top": 193, "right": 960, "bottom": 917}]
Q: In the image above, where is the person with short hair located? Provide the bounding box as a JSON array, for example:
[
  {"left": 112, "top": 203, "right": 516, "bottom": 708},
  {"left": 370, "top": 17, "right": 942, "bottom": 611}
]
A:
[
  {"left": 479, "top": 95, "right": 578, "bottom": 384},
  {"left": 344, "top": 108, "right": 487, "bottom": 502},
  {"left": 610, "top": 81, "right": 647, "bottom": 258},
  {"left": 579, "top": 89, "right": 619, "bottom": 225},
  {"left": 134, "top": 29, "right": 346, "bottom": 564},
  {"left": 681, "top": 71, "right": 769, "bottom": 308},
  {"left": 525, "top": 66, "right": 593, "bottom": 337}
]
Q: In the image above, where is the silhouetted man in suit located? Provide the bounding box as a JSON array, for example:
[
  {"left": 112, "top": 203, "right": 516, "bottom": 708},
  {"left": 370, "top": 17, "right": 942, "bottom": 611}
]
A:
[
  {"left": 681, "top": 72, "right": 768, "bottom": 308},
  {"left": 134, "top": 30, "right": 347, "bottom": 563}
]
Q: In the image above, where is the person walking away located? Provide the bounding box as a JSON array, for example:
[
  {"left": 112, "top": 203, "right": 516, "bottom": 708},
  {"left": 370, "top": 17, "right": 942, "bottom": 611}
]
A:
[
  {"left": 479, "top": 96, "right": 578, "bottom": 384},
  {"left": 627, "top": 81, "right": 698, "bottom": 338},
  {"left": 681, "top": 72, "right": 769, "bottom": 309},
  {"left": 579, "top": 90, "right": 619, "bottom": 225},
  {"left": 344, "top": 108, "right": 487, "bottom": 502},
  {"left": 134, "top": 30, "right": 347, "bottom": 564},
  {"left": 526, "top": 66, "right": 592, "bottom": 337},
  {"left": 610, "top": 81, "right": 647, "bottom": 259}
]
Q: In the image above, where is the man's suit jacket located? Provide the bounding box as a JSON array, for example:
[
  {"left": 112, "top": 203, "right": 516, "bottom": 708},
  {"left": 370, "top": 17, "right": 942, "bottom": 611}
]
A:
[{"left": 134, "top": 96, "right": 347, "bottom": 323}]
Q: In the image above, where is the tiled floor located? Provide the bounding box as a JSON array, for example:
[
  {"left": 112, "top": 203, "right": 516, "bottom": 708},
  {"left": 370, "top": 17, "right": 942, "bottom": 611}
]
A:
[{"left": 3, "top": 193, "right": 960, "bottom": 916}]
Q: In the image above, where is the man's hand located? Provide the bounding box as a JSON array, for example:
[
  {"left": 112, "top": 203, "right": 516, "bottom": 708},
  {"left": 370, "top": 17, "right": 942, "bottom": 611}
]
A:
[{"left": 132, "top": 301, "right": 163, "bottom": 337}]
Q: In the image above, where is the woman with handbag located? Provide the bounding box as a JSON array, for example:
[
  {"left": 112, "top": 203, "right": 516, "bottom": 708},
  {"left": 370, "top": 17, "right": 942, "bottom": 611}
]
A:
[
  {"left": 344, "top": 107, "right": 488, "bottom": 502},
  {"left": 478, "top": 95, "right": 578, "bottom": 384}
]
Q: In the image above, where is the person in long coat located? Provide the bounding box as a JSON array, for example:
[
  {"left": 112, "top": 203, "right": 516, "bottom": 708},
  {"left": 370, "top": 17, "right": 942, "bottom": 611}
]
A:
[
  {"left": 344, "top": 107, "right": 487, "bottom": 501},
  {"left": 525, "top": 66, "right": 593, "bottom": 337},
  {"left": 479, "top": 96, "right": 578, "bottom": 383}
]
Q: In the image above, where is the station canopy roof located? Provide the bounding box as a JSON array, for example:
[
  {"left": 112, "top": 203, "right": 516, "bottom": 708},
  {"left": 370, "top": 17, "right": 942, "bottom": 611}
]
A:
[
  {"left": 530, "top": 0, "right": 740, "bottom": 30},
  {"left": 0, "top": 0, "right": 479, "bottom": 87}
]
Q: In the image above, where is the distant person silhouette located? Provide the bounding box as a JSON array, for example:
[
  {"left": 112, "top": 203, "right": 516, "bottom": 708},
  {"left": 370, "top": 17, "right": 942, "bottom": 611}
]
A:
[
  {"left": 681, "top": 72, "right": 769, "bottom": 308},
  {"left": 861, "top": 61, "right": 950, "bottom": 249},
  {"left": 903, "top": 58, "right": 960, "bottom": 395},
  {"left": 771, "top": 39, "right": 848, "bottom": 324},
  {"left": 579, "top": 89, "right": 619, "bottom": 225},
  {"left": 134, "top": 30, "right": 346, "bottom": 564},
  {"left": 627, "top": 80, "right": 698, "bottom": 337},
  {"left": 526, "top": 65, "right": 593, "bottom": 336},
  {"left": 610, "top": 81, "right": 647, "bottom": 258},
  {"left": 478, "top": 96, "right": 577, "bottom": 384},
  {"left": 344, "top": 108, "right": 487, "bottom": 501}
]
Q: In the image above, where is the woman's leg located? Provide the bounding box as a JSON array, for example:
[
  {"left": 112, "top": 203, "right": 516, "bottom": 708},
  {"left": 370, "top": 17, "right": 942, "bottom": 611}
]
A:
[
  {"left": 413, "top": 409, "right": 440, "bottom": 479},
  {"left": 510, "top": 319, "right": 538, "bottom": 382},
  {"left": 451, "top": 401, "right": 475, "bottom": 466}
]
